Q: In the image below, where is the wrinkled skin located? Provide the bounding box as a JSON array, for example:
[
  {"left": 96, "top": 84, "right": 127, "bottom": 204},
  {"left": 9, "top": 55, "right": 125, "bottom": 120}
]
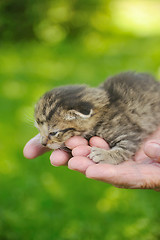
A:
[{"left": 23, "top": 128, "right": 160, "bottom": 191}]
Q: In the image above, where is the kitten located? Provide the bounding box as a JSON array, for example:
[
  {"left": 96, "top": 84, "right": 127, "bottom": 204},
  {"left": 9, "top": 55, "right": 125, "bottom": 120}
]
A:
[{"left": 34, "top": 72, "right": 160, "bottom": 165}]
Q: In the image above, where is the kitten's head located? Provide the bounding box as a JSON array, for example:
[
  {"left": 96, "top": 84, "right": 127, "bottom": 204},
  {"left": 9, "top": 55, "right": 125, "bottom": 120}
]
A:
[{"left": 34, "top": 85, "right": 107, "bottom": 149}]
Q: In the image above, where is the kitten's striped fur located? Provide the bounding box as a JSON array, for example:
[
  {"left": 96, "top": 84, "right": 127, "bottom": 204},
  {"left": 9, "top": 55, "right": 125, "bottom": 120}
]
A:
[{"left": 35, "top": 72, "right": 160, "bottom": 164}]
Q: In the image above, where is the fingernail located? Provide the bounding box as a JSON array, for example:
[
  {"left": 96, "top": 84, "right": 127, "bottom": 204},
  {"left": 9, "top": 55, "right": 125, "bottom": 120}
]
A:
[
  {"left": 50, "top": 161, "right": 58, "bottom": 167},
  {"left": 50, "top": 156, "right": 58, "bottom": 167},
  {"left": 145, "top": 142, "right": 160, "bottom": 158}
]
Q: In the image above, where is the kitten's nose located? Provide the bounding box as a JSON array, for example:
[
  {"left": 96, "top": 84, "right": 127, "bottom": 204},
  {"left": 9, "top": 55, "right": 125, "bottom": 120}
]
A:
[
  {"left": 42, "top": 142, "right": 47, "bottom": 146},
  {"left": 41, "top": 137, "right": 48, "bottom": 146}
]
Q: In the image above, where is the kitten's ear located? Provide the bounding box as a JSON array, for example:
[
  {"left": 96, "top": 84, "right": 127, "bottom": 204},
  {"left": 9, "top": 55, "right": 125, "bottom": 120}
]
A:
[{"left": 65, "top": 109, "right": 93, "bottom": 120}]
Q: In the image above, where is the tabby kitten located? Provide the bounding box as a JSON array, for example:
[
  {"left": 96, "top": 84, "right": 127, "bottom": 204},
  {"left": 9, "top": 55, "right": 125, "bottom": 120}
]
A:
[{"left": 35, "top": 72, "right": 160, "bottom": 165}]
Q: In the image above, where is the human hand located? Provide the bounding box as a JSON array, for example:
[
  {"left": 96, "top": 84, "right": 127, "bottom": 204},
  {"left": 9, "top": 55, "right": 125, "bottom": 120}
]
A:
[{"left": 23, "top": 129, "right": 160, "bottom": 190}]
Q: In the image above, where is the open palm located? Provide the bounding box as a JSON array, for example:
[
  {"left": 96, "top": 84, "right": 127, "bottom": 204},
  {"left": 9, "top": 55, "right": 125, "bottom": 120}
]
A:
[{"left": 23, "top": 128, "right": 160, "bottom": 190}]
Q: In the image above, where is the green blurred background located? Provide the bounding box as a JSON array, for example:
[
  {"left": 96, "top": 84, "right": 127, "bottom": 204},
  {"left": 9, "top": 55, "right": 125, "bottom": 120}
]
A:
[{"left": 0, "top": 0, "right": 160, "bottom": 239}]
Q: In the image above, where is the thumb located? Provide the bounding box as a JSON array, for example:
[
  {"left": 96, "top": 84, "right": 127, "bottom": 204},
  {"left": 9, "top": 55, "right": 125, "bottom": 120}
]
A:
[
  {"left": 23, "top": 134, "right": 50, "bottom": 159},
  {"left": 144, "top": 140, "right": 160, "bottom": 161}
]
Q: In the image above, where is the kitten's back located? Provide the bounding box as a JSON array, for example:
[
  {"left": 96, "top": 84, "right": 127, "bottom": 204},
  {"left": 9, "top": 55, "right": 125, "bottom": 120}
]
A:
[
  {"left": 101, "top": 72, "right": 160, "bottom": 104},
  {"left": 101, "top": 72, "right": 160, "bottom": 135}
]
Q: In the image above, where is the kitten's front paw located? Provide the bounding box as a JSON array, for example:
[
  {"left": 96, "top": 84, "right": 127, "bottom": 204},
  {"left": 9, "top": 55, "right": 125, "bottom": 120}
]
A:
[
  {"left": 88, "top": 147, "right": 107, "bottom": 163},
  {"left": 88, "top": 147, "right": 125, "bottom": 165}
]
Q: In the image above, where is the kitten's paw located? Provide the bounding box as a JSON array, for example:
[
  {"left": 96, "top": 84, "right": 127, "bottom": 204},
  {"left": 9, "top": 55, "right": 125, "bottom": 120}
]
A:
[
  {"left": 88, "top": 147, "right": 107, "bottom": 163},
  {"left": 88, "top": 147, "right": 125, "bottom": 165}
]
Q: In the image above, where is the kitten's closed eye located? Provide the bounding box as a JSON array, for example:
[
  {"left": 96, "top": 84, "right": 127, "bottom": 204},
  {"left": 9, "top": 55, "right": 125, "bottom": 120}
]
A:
[
  {"left": 49, "top": 131, "right": 59, "bottom": 137},
  {"left": 49, "top": 128, "right": 76, "bottom": 137}
]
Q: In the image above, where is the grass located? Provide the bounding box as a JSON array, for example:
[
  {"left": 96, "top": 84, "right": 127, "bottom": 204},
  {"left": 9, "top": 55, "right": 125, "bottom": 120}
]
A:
[{"left": 0, "top": 34, "right": 160, "bottom": 240}]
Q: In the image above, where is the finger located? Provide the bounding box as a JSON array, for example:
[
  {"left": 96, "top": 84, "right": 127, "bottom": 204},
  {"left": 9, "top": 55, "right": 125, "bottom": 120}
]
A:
[
  {"left": 86, "top": 163, "right": 139, "bottom": 188},
  {"left": 89, "top": 137, "right": 109, "bottom": 149},
  {"left": 86, "top": 164, "right": 119, "bottom": 185},
  {"left": 65, "top": 136, "right": 88, "bottom": 150},
  {"left": 50, "top": 149, "right": 71, "bottom": 166},
  {"left": 144, "top": 141, "right": 160, "bottom": 162},
  {"left": 85, "top": 162, "right": 160, "bottom": 189},
  {"left": 72, "top": 145, "right": 91, "bottom": 157},
  {"left": 68, "top": 156, "right": 94, "bottom": 174},
  {"left": 23, "top": 134, "right": 50, "bottom": 159},
  {"left": 86, "top": 163, "right": 138, "bottom": 188}
]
